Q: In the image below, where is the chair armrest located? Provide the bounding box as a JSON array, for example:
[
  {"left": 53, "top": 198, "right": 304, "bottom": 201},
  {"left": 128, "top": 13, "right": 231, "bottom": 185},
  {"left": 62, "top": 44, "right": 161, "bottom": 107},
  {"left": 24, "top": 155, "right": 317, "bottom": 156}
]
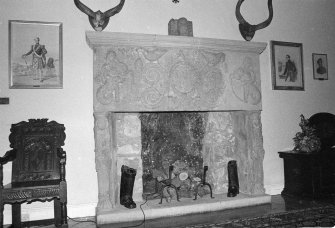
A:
[
  {"left": 0, "top": 149, "right": 16, "bottom": 165},
  {"left": 57, "top": 148, "right": 66, "bottom": 182},
  {"left": 0, "top": 149, "right": 16, "bottom": 188}
]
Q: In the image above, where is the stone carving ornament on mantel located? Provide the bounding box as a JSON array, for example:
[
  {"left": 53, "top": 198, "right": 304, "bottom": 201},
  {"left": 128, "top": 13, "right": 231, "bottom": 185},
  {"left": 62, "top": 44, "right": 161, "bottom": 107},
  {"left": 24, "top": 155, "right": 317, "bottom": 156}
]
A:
[
  {"left": 168, "top": 17, "right": 193, "bottom": 36},
  {"left": 87, "top": 32, "right": 266, "bottom": 113}
]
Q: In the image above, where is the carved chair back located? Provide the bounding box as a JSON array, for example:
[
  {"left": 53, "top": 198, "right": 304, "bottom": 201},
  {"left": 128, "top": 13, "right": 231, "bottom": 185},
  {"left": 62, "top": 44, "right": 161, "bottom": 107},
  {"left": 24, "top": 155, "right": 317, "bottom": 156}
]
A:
[{"left": 9, "top": 119, "right": 66, "bottom": 188}]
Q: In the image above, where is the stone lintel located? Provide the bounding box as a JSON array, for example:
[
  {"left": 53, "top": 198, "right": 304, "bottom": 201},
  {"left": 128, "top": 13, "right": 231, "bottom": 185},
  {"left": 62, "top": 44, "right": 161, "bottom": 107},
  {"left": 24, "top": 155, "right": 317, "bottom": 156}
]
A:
[{"left": 86, "top": 32, "right": 266, "bottom": 54}]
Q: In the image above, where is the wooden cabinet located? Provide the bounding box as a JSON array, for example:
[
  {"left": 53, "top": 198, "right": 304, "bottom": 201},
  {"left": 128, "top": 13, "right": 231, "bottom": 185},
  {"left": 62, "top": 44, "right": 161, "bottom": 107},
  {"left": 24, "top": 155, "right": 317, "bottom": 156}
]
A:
[{"left": 279, "top": 150, "right": 335, "bottom": 198}]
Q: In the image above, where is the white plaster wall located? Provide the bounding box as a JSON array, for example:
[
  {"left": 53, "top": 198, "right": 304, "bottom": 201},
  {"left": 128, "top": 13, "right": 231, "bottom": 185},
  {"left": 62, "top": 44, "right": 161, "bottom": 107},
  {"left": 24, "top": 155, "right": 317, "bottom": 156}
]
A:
[{"left": 0, "top": 0, "right": 335, "bottom": 223}]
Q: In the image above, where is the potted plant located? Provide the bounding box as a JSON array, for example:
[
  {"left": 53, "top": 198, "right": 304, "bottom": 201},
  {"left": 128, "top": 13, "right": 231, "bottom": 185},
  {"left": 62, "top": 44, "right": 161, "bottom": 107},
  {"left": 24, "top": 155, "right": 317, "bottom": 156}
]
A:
[{"left": 293, "top": 114, "right": 321, "bottom": 153}]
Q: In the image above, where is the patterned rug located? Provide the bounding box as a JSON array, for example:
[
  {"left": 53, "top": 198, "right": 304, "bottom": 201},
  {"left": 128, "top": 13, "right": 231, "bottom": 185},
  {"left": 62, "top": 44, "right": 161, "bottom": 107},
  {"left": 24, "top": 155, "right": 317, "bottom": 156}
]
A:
[{"left": 180, "top": 206, "right": 335, "bottom": 228}]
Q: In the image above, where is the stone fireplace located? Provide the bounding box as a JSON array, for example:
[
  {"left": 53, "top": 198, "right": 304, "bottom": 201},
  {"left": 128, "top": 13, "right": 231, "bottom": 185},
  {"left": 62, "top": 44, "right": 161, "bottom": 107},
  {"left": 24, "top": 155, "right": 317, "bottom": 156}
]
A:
[{"left": 86, "top": 32, "right": 270, "bottom": 226}]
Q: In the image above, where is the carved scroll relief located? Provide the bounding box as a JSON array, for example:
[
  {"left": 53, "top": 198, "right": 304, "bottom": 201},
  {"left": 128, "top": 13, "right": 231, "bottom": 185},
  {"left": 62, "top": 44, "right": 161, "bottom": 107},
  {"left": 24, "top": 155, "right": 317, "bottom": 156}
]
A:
[
  {"left": 89, "top": 33, "right": 265, "bottom": 113},
  {"left": 230, "top": 56, "right": 261, "bottom": 105}
]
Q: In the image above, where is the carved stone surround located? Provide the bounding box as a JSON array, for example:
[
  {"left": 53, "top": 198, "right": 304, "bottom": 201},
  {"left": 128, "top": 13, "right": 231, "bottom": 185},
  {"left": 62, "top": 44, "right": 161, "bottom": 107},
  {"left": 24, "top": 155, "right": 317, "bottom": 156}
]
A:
[{"left": 86, "top": 32, "right": 268, "bottom": 225}]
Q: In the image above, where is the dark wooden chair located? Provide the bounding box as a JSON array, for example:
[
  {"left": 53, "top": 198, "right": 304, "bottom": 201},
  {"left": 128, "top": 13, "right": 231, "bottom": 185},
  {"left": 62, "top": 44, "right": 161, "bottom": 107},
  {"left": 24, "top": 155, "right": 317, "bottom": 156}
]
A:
[
  {"left": 0, "top": 119, "right": 68, "bottom": 227},
  {"left": 308, "top": 112, "right": 335, "bottom": 196},
  {"left": 308, "top": 112, "right": 335, "bottom": 152}
]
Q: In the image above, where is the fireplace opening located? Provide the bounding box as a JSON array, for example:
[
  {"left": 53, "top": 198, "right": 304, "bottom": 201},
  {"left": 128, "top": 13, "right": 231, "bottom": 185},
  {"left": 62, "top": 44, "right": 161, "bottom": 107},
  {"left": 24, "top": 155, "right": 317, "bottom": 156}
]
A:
[{"left": 140, "top": 112, "right": 211, "bottom": 201}]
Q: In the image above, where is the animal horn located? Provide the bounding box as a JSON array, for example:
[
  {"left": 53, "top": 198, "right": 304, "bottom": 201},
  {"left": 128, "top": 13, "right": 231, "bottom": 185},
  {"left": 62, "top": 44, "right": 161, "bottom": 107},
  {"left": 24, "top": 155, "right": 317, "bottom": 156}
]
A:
[
  {"left": 74, "top": 0, "right": 125, "bottom": 31},
  {"left": 254, "top": 0, "right": 273, "bottom": 30},
  {"left": 235, "top": 0, "right": 247, "bottom": 25},
  {"left": 74, "top": 0, "right": 95, "bottom": 18},
  {"left": 104, "top": 0, "right": 126, "bottom": 18},
  {"left": 235, "top": 0, "right": 273, "bottom": 41}
]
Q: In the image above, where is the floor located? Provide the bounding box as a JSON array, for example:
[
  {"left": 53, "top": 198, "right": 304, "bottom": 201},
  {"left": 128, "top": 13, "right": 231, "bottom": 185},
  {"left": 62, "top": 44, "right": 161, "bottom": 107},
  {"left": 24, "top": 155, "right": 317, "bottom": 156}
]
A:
[{"left": 5, "top": 194, "right": 335, "bottom": 228}]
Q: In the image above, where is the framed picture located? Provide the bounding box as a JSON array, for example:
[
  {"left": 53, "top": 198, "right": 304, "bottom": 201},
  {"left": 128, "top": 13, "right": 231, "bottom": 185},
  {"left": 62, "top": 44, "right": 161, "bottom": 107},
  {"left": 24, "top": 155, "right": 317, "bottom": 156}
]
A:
[
  {"left": 270, "top": 41, "right": 304, "bottom": 90},
  {"left": 9, "top": 20, "right": 63, "bottom": 89},
  {"left": 312, "top": 53, "right": 328, "bottom": 80}
]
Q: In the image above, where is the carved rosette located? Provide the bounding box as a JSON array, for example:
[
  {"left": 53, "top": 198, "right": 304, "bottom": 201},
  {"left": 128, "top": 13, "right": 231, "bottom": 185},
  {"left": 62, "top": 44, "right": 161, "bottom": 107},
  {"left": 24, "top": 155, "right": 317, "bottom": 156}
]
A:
[{"left": 170, "top": 62, "right": 198, "bottom": 94}]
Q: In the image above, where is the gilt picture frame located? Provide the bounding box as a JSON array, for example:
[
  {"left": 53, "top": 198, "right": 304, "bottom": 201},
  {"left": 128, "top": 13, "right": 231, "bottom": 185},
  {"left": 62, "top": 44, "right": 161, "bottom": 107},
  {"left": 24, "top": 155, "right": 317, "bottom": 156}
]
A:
[
  {"left": 270, "top": 41, "right": 304, "bottom": 91},
  {"left": 312, "top": 53, "right": 328, "bottom": 80},
  {"left": 9, "top": 20, "right": 63, "bottom": 89}
]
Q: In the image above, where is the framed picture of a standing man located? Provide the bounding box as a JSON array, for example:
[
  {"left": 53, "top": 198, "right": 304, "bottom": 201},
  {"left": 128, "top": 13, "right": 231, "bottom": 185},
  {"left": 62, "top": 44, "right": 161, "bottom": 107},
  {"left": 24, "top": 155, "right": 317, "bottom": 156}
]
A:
[
  {"left": 9, "top": 20, "right": 63, "bottom": 89},
  {"left": 312, "top": 53, "right": 328, "bottom": 80},
  {"left": 270, "top": 41, "right": 304, "bottom": 91}
]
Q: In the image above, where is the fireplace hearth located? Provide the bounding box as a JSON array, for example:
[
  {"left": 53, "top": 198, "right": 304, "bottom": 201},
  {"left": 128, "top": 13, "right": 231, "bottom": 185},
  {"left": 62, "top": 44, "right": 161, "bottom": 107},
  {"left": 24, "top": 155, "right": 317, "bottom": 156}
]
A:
[{"left": 86, "top": 31, "right": 270, "bottom": 226}]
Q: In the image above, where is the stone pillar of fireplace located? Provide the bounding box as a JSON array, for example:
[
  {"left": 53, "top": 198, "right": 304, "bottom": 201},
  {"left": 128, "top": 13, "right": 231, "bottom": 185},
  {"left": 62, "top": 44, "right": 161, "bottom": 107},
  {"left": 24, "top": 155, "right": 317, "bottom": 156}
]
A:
[
  {"left": 94, "top": 111, "right": 143, "bottom": 211},
  {"left": 86, "top": 32, "right": 267, "bottom": 222}
]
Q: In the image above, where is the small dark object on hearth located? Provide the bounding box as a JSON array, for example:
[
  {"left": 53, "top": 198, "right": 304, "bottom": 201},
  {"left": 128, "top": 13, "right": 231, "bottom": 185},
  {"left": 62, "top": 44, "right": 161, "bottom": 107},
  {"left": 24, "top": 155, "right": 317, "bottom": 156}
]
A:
[
  {"left": 227, "top": 160, "right": 239, "bottom": 197},
  {"left": 120, "top": 165, "right": 137, "bottom": 209},
  {"left": 172, "top": 0, "right": 179, "bottom": 3}
]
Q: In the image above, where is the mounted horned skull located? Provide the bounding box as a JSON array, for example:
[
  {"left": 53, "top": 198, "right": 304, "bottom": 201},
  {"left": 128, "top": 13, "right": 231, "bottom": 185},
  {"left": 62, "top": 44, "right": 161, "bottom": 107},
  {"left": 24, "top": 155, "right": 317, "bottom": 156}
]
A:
[
  {"left": 74, "top": 0, "right": 125, "bottom": 32},
  {"left": 235, "top": 0, "right": 273, "bottom": 41}
]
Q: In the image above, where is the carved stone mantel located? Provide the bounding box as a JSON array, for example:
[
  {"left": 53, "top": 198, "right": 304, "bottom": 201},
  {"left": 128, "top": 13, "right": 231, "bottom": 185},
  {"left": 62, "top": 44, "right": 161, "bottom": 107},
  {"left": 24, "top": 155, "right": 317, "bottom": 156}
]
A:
[
  {"left": 86, "top": 32, "right": 268, "bottom": 224},
  {"left": 86, "top": 32, "right": 266, "bottom": 112}
]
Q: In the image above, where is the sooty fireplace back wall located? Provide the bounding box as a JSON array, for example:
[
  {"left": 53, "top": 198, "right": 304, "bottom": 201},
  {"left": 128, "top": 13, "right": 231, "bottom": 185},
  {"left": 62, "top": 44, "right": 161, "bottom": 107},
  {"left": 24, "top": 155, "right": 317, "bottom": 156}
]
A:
[
  {"left": 86, "top": 32, "right": 267, "bottom": 216},
  {"left": 140, "top": 112, "right": 206, "bottom": 199}
]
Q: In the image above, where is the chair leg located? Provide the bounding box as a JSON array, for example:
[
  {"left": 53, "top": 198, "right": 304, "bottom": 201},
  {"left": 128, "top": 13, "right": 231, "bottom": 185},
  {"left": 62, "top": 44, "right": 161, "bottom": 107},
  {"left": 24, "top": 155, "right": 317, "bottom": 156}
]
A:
[
  {"left": 54, "top": 199, "right": 68, "bottom": 227},
  {"left": 12, "top": 203, "right": 21, "bottom": 228},
  {"left": 60, "top": 202, "right": 67, "bottom": 226},
  {"left": 0, "top": 202, "right": 3, "bottom": 228},
  {"left": 54, "top": 198, "right": 61, "bottom": 227}
]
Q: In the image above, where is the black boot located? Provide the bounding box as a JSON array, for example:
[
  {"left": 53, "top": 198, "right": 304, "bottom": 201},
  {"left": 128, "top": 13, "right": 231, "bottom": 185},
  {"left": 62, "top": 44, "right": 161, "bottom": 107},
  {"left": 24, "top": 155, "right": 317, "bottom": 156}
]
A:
[
  {"left": 120, "top": 165, "right": 137, "bottom": 209},
  {"left": 227, "top": 160, "right": 239, "bottom": 197}
]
